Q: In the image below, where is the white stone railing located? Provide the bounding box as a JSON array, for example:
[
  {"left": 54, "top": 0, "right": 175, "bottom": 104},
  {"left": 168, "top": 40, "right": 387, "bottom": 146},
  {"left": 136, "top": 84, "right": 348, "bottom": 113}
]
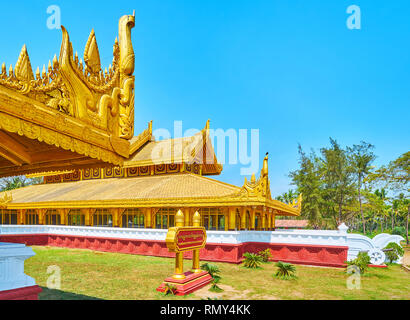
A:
[
  {"left": 0, "top": 242, "right": 37, "bottom": 291},
  {"left": 0, "top": 224, "right": 404, "bottom": 265}
]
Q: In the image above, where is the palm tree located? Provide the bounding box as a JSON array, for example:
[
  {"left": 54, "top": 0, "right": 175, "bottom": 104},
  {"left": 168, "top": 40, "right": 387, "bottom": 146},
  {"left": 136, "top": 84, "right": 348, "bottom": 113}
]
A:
[{"left": 274, "top": 261, "right": 297, "bottom": 280}]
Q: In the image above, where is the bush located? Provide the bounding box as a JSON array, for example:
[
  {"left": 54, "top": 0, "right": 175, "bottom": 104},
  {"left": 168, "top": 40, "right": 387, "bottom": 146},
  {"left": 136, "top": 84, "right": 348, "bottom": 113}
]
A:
[
  {"left": 274, "top": 261, "right": 297, "bottom": 280},
  {"left": 346, "top": 252, "right": 371, "bottom": 274},
  {"left": 392, "top": 226, "right": 406, "bottom": 238},
  {"left": 201, "top": 263, "right": 223, "bottom": 292},
  {"left": 384, "top": 242, "right": 404, "bottom": 263},
  {"left": 258, "top": 249, "right": 272, "bottom": 262},
  {"left": 242, "top": 252, "right": 263, "bottom": 269},
  {"left": 163, "top": 283, "right": 177, "bottom": 296}
]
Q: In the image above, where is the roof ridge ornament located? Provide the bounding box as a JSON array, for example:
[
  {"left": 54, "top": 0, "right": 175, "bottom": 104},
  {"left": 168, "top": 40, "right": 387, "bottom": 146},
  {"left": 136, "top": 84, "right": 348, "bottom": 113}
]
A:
[{"left": 0, "top": 14, "right": 136, "bottom": 151}]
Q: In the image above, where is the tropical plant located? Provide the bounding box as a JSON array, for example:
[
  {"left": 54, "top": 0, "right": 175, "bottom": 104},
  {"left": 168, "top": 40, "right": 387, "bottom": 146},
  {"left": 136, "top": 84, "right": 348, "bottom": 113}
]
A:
[
  {"left": 346, "top": 252, "right": 371, "bottom": 274},
  {"left": 242, "top": 252, "right": 263, "bottom": 269},
  {"left": 274, "top": 261, "right": 297, "bottom": 280},
  {"left": 258, "top": 249, "right": 272, "bottom": 262},
  {"left": 163, "top": 283, "right": 177, "bottom": 296},
  {"left": 392, "top": 226, "right": 406, "bottom": 237},
  {"left": 383, "top": 242, "right": 404, "bottom": 264},
  {"left": 201, "top": 263, "right": 222, "bottom": 292}
]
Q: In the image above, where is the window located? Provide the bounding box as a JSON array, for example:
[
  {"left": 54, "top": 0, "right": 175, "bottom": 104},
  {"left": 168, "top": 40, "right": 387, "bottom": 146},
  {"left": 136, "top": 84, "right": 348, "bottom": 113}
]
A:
[
  {"left": 0, "top": 209, "right": 18, "bottom": 225},
  {"left": 25, "top": 210, "right": 39, "bottom": 225},
  {"left": 93, "top": 209, "right": 113, "bottom": 227},
  {"left": 200, "top": 208, "right": 225, "bottom": 231},
  {"left": 155, "top": 208, "right": 176, "bottom": 229},
  {"left": 68, "top": 209, "right": 85, "bottom": 226},
  {"left": 45, "top": 209, "right": 61, "bottom": 225},
  {"left": 122, "top": 209, "right": 144, "bottom": 228}
]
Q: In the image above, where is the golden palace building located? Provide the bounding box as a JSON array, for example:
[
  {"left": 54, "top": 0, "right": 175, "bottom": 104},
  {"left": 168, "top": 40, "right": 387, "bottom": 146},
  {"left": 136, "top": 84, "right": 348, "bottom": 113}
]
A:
[{"left": 0, "top": 14, "right": 301, "bottom": 232}]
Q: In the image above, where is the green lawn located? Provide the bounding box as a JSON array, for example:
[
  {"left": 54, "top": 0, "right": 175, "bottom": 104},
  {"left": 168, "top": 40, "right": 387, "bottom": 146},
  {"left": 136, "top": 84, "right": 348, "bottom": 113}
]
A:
[{"left": 25, "top": 246, "right": 410, "bottom": 300}]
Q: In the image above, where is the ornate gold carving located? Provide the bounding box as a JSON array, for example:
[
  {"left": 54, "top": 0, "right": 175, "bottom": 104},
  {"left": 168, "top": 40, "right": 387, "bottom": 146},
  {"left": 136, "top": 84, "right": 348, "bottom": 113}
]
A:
[
  {"left": 0, "top": 14, "right": 136, "bottom": 165},
  {"left": 239, "top": 153, "right": 272, "bottom": 200},
  {"left": 0, "top": 192, "right": 12, "bottom": 208}
]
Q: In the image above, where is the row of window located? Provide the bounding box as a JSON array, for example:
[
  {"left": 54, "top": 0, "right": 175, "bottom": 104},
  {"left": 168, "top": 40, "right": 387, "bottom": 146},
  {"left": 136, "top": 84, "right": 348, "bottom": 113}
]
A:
[{"left": 0, "top": 208, "right": 270, "bottom": 230}]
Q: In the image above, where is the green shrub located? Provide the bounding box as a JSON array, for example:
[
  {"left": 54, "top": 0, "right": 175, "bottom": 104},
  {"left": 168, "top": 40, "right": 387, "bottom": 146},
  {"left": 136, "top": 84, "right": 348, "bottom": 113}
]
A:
[
  {"left": 392, "top": 226, "right": 406, "bottom": 238},
  {"left": 201, "top": 263, "right": 223, "bottom": 292},
  {"left": 346, "top": 252, "right": 371, "bottom": 274},
  {"left": 384, "top": 242, "right": 404, "bottom": 263},
  {"left": 242, "top": 252, "right": 263, "bottom": 269},
  {"left": 274, "top": 261, "right": 297, "bottom": 280},
  {"left": 163, "top": 283, "right": 177, "bottom": 296},
  {"left": 258, "top": 249, "right": 272, "bottom": 262}
]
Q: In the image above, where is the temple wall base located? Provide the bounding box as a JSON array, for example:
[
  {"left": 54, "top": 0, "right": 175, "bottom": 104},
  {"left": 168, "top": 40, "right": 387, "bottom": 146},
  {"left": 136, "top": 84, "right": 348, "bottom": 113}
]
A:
[{"left": 0, "top": 233, "right": 348, "bottom": 267}]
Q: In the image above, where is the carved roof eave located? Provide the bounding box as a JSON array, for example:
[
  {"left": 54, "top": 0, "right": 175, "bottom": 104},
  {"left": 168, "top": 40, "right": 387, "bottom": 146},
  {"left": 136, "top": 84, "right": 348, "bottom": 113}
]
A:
[
  {"left": 2, "top": 195, "right": 298, "bottom": 214},
  {"left": 0, "top": 86, "right": 126, "bottom": 165},
  {"left": 0, "top": 14, "right": 138, "bottom": 168}
]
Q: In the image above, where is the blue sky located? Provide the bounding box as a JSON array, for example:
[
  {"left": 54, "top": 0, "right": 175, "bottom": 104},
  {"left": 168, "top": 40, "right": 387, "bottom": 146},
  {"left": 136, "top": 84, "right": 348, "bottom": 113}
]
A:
[{"left": 1, "top": 1, "right": 409, "bottom": 196}]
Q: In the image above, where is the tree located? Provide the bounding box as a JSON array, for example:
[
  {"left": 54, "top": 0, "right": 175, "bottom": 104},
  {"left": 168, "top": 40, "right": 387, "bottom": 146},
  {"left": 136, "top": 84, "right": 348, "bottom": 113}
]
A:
[
  {"left": 290, "top": 145, "right": 323, "bottom": 228},
  {"left": 0, "top": 176, "right": 43, "bottom": 191},
  {"left": 320, "top": 138, "right": 356, "bottom": 225},
  {"left": 369, "top": 152, "right": 409, "bottom": 244},
  {"left": 348, "top": 142, "right": 376, "bottom": 234}
]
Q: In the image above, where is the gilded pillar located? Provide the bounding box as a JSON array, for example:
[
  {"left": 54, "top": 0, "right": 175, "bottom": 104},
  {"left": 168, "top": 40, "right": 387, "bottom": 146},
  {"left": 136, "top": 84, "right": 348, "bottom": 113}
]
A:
[
  {"left": 272, "top": 211, "right": 276, "bottom": 230},
  {"left": 17, "top": 209, "right": 25, "bottom": 225},
  {"left": 173, "top": 210, "right": 185, "bottom": 280},
  {"left": 250, "top": 206, "right": 256, "bottom": 230},
  {"left": 267, "top": 210, "right": 272, "bottom": 230},
  {"left": 192, "top": 211, "right": 201, "bottom": 273},
  {"left": 82, "top": 208, "right": 92, "bottom": 226},
  {"left": 228, "top": 207, "right": 236, "bottom": 230},
  {"left": 240, "top": 207, "right": 246, "bottom": 230},
  {"left": 38, "top": 209, "right": 46, "bottom": 225},
  {"left": 145, "top": 208, "right": 152, "bottom": 228},
  {"left": 184, "top": 208, "right": 190, "bottom": 226},
  {"left": 262, "top": 213, "right": 266, "bottom": 230}
]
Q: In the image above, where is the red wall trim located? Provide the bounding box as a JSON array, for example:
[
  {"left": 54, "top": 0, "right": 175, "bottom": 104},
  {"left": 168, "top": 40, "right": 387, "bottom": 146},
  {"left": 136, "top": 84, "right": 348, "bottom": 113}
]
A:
[
  {"left": 0, "top": 234, "right": 348, "bottom": 268},
  {"left": 0, "top": 286, "right": 42, "bottom": 300}
]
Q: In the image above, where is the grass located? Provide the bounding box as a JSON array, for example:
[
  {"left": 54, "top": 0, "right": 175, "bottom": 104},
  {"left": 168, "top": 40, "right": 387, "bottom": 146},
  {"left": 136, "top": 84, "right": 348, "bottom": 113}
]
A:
[{"left": 25, "top": 246, "right": 410, "bottom": 300}]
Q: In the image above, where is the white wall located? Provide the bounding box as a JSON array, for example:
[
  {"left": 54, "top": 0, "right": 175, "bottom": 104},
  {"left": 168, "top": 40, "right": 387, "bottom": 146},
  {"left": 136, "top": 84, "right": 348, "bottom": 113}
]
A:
[{"left": 0, "top": 223, "right": 404, "bottom": 265}]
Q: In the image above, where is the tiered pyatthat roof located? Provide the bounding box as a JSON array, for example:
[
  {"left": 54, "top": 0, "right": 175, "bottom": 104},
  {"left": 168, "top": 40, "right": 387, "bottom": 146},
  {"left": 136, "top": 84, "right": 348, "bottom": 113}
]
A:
[
  {"left": 0, "top": 14, "right": 137, "bottom": 177},
  {"left": 125, "top": 120, "right": 223, "bottom": 175}
]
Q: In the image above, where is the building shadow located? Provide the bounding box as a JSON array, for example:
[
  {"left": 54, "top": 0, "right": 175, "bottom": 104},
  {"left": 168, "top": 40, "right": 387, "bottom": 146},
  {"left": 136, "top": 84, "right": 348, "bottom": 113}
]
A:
[{"left": 39, "top": 287, "right": 103, "bottom": 300}]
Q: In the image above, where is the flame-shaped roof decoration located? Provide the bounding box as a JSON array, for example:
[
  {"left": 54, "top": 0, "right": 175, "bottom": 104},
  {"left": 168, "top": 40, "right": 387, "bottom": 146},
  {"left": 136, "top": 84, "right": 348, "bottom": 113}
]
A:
[{"left": 0, "top": 14, "right": 137, "bottom": 176}]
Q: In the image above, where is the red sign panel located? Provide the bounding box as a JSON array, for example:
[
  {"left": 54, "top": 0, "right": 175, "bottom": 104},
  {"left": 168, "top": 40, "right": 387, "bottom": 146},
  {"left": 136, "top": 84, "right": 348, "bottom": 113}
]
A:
[{"left": 176, "top": 229, "right": 206, "bottom": 251}]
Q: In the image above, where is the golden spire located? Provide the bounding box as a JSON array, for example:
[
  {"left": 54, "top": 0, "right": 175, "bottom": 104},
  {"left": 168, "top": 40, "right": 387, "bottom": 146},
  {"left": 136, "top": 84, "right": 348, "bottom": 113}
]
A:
[{"left": 176, "top": 209, "right": 184, "bottom": 227}]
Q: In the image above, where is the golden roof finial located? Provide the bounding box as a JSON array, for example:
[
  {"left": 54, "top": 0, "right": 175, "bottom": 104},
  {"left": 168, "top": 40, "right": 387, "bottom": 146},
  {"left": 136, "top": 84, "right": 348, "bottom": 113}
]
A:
[
  {"left": 193, "top": 211, "right": 201, "bottom": 227},
  {"left": 176, "top": 209, "right": 184, "bottom": 227},
  {"left": 262, "top": 152, "right": 269, "bottom": 177},
  {"left": 15, "top": 44, "right": 34, "bottom": 82}
]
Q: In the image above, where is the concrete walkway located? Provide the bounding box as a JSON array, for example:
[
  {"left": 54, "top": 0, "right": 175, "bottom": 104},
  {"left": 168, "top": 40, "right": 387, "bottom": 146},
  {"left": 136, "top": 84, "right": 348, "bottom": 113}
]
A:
[{"left": 403, "top": 246, "right": 410, "bottom": 266}]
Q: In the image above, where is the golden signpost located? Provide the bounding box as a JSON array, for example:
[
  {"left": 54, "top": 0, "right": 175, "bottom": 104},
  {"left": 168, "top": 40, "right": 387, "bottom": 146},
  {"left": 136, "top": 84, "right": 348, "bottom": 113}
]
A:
[{"left": 157, "top": 210, "right": 212, "bottom": 296}]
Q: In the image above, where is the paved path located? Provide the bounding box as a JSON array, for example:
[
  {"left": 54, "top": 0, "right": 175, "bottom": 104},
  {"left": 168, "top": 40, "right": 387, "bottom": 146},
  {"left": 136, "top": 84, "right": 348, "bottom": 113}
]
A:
[{"left": 403, "top": 247, "right": 410, "bottom": 266}]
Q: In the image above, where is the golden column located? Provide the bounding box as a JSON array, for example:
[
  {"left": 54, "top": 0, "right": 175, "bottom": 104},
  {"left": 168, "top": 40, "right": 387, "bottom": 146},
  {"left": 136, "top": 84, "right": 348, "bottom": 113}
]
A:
[
  {"left": 173, "top": 209, "right": 185, "bottom": 280},
  {"left": 191, "top": 211, "right": 202, "bottom": 273},
  {"left": 228, "top": 207, "right": 236, "bottom": 230},
  {"left": 240, "top": 207, "right": 246, "bottom": 230},
  {"left": 145, "top": 208, "right": 152, "bottom": 228},
  {"left": 272, "top": 210, "right": 277, "bottom": 230},
  {"left": 184, "top": 208, "right": 191, "bottom": 227},
  {"left": 250, "top": 206, "right": 256, "bottom": 230}
]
